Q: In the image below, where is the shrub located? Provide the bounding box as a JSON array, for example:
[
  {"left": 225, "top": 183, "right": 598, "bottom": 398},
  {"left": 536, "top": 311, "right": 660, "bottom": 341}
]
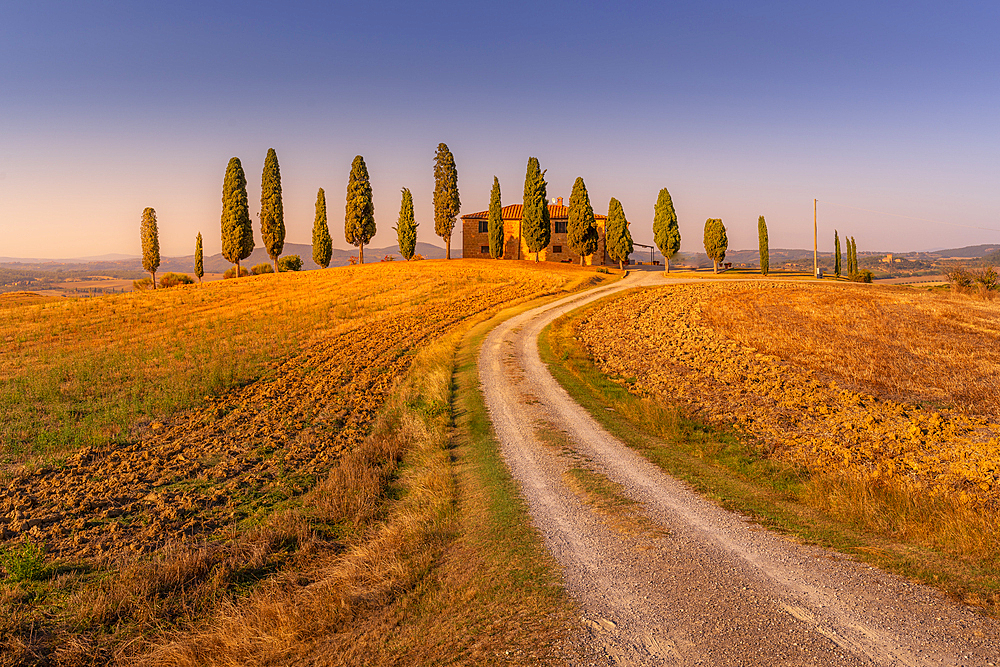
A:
[
  {"left": 160, "top": 272, "right": 194, "bottom": 288},
  {"left": 251, "top": 263, "right": 274, "bottom": 275},
  {"left": 974, "top": 266, "right": 998, "bottom": 292},
  {"left": 596, "top": 267, "right": 610, "bottom": 274},
  {"left": 348, "top": 256, "right": 358, "bottom": 266},
  {"left": 0, "top": 541, "right": 46, "bottom": 582},
  {"left": 411, "top": 254, "right": 425, "bottom": 261},
  {"left": 380, "top": 255, "right": 396, "bottom": 262},
  {"left": 947, "top": 267, "right": 974, "bottom": 293},
  {"left": 132, "top": 277, "right": 153, "bottom": 291},
  {"left": 223, "top": 266, "right": 250, "bottom": 279},
  {"left": 277, "top": 255, "right": 303, "bottom": 272},
  {"left": 849, "top": 270, "right": 873, "bottom": 283}
]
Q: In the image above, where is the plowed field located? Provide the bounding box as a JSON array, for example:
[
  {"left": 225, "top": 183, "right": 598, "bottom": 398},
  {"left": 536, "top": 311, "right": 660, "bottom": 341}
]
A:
[
  {"left": 0, "top": 260, "right": 601, "bottom": 664},
  {"left": 577, "top": 282, "right": 1000, "bottom": 509}
]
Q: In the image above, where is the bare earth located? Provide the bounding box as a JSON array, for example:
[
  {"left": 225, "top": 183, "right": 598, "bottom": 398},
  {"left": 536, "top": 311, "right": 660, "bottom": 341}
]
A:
[{"left": 479, "top": 269, "right": 1000, "bottom": 667}]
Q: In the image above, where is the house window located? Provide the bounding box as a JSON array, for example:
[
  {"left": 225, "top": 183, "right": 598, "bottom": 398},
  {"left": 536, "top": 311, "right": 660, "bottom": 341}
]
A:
[
  {"left": 481, "top": 246, "right": 490, "bottom": 254},
  {"left": 478, "top": 220, "right": 488, "bottom": 233},
  {"left": 553, "top": 245, "right": 562, "bottom": 253},
  {"left": 554, "top": 221, "right": 567, "bottom": 233}
]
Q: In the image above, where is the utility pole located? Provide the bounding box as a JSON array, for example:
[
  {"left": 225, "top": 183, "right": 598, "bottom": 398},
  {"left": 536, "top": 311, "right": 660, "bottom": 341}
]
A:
[{"left": 813, "top": 198, "right": 818, "bottom": 278}]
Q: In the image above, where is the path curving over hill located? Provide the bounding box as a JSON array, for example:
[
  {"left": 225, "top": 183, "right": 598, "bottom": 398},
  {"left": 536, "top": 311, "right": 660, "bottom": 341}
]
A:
[{"left": 478, "top": 268, "right": 1000, "bottom": 666}]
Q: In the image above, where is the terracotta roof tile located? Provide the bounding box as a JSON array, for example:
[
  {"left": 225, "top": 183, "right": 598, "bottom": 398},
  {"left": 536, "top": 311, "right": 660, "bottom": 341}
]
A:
[{"left": 461, "top": 204, "right": 606, "bottom": 220}]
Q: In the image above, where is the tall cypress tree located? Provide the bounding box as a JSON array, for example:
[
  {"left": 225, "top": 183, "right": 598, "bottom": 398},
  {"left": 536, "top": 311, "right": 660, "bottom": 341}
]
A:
[
  {"left": 312, "top": 188, "right": 332, "bottom": 269},
  {"left": 606, "top": 198, "right": 633, "bottom": 270},
  {"left": 260, "top": 148, "right": 285, "bottom": 273},
  {"left": 394, "top": 187, "right": 418, "bottom": 260},
  {"left": 652, "top": 187, "right": 680, "bottom": 272},
  {"left": 221, "top": 157, "right": 254, "bottom": 277},
  {"left": 433, "top": 143, "right": 460, "bottom": 259},
  {"left": 850, "top": 236, "right": 858, "bottom": 274},
  {"left": 521, "top": 157, "right": 550, "bottom": 262},
  {"left": 194, "top": 232, "right": 204, "bottom": 284},
  {"left": 567, "top": 177, "right": 598, "bottom": 265},
  {"left": 140, "top": 207, "right": 160, "bottom": 289},
  {"left": 758, "top": 215, "right": 769, "bottom": 276},
  {"left": 488, "top": 177, "right": 504, "bottom": 259},
  {"left": 834, "top": 230, "right": 842, "bottom": 277},
  {"left": 345, "top": 155, "right": 376, "bottom": 264},
  {"left": 703, "top": 218, "right": 728, "bottom": 273}
]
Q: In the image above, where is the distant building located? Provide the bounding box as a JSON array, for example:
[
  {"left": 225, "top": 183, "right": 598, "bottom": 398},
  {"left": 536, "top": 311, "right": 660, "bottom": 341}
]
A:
[{"left": 461, "top": 197, "right": 611, "bottom": 265}]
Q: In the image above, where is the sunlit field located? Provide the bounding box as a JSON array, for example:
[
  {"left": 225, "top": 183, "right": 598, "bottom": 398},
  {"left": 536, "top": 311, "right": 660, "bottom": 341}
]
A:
[{"left": 0, "top": 260, "right": 607, "bottom": 665}]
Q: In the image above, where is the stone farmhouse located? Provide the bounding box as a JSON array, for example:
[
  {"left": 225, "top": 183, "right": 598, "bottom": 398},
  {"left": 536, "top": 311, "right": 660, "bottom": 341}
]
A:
[{"left": 461, "top": 197, "right": 610, "bottom": 265}]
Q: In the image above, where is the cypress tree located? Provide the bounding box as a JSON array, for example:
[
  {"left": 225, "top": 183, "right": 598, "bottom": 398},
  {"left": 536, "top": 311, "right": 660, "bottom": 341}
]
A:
[
  {"left": 221, "top": 157, "right": 254, "bottom": 277},
  {"left": 521, "top": 157, "right": 550, "bottom": 262},
  {"left": 703, "top": 218, "right": 728, "bottom": 273},
  {"left": 433, "top": 143, "right": 460, "bottom": 259},
  {"left": 567, "top": 177, "right": 598, "bottom": 265},
  {"left": 345, "top": 155, "right": 376, "bottom": 264},
  {"left": 488, "top": 177, "right": 504, "bottom": 259},
  {"left": 758, "top": 216, "right": 769, "bottom": 276},
  {"left": 194, "top": 232, "right": 204, "bottom": 283},
  {"left": 394, "top": 187, "right": 418, "bottom": 260},
  {"left": 140, "top": 207, "right": 160, "bottom": 289},
  {"left": 834, "top": 230, "right": 842, "bottom": 277},
  {"left": 605, "top": 198, "right": 633, "bottom": 270},
  {"left": 652, "top": 187, "right": 680, "bottom": 272},
  {"left": 850, "top": 236, "right": 858, "bottom": 274},
  {"left": 312, "top": 188, "right": 332, "bottom": 269},
  {"left": 260, "top": 148, "right": 285, "bottom": 273}
]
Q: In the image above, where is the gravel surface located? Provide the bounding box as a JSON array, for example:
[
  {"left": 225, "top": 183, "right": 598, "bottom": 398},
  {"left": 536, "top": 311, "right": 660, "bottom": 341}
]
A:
[{"left": 478, "top": 268, "right": 1000, "bottom": 666}]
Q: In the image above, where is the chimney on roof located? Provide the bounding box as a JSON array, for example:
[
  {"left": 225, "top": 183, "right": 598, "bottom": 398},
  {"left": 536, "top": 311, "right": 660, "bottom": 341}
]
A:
[{"left": 556, "top": 197, "right": 564, "bottom": 206}]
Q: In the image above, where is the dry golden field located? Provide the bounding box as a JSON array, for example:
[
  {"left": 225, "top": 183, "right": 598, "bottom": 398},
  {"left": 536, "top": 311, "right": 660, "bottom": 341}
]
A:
[
  {"left": 0, "top": 260, "right": 605, "bottom": 665},
  {"left": 576, "top": 282, "right": 1000, "bottom": 566}
]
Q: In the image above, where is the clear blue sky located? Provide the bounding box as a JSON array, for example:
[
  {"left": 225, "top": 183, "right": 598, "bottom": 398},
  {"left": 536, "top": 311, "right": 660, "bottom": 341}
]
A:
[{"left": 1, "top": 0, "right": 998, "bottom": 258}]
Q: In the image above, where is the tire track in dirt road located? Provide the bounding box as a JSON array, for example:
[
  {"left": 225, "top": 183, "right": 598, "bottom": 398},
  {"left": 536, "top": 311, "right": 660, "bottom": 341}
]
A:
[{"left": 479, "top": 268, "right": 1000, "bottom": 666}]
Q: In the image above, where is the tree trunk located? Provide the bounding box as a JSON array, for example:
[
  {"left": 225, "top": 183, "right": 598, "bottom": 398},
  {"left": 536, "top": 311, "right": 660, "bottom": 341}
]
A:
[
  {"left": 665, "top": 257, "right": 670, "bottom": 273},
  {"left": 580, "top": 255, "right": 585, "bottom": 266},
  {"left": 618, "top": 260, "right": 624, "bottom": 271},
  {"left": 273, "top": 257, "right": 279, "bottom": 274},
  {"left": 713, "top": 260, "right": 719, "bottom": 274},
  {"left": 359, "top": 244, "right": 364, "bottom": 265},
  {"left": 534, "top": 252, "right": 539, "bottom": 263},
  {"left": 235, "top": 261, "right": 241, "bottom": 278},
  {"left": 446, "top": 236, "right": 451, "bottom": 260},
  {"left": 151, "top": 271, "right": 156, "bottom": 289}
]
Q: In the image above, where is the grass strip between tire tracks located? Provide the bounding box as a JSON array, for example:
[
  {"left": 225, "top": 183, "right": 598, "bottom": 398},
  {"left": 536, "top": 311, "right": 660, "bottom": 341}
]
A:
[{"left": 539, "top": 290, "right": 1000, "bottom": 616}]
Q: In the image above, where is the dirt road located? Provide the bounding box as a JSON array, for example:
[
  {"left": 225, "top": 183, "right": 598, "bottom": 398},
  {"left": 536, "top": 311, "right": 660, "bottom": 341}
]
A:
[{"left": 478, "top": 269, "right": 999, "bottom": 666}]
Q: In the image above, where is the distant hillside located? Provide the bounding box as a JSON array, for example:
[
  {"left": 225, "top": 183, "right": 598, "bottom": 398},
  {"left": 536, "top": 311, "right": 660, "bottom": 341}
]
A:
[{"left": 926, "top": 244, "right": 1000, "bottom": 259}]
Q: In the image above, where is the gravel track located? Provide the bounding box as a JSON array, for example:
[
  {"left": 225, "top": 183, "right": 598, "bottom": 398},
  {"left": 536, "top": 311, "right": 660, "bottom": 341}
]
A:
[{"left": 478, "top": 269, "right": 1000, "bottom": 666}]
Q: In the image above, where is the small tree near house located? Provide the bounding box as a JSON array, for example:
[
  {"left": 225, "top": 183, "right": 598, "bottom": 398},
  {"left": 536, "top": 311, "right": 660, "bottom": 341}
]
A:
[
  {"left": 488, "top": 177, "right": 504, "bottom": 259},
  {"left": 567, "top": 177, "right": 598, "bottom": 265},
  {"left": 606, "top": 198, "right": 633, "bottom": 270},
  {"left": 521, "top": 157, "right": 550, "bottom": 262}
]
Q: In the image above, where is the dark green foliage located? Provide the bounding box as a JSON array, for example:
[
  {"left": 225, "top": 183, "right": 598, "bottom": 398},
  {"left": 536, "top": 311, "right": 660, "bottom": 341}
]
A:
[
  {"left": 140, "top": 207, "right": 160, "bottom": 288},
  {"left": 488, "top": 177, "right": 505, "bottom": 259},
  {"left": 251, "top": 262, "right": 274, "bottom": 275},
  {"left": 0, "top": 541, "right": 45, "bottom": 582},
  {"left": 312, "top": 188, "right": 332, "bottom": 269},
  {"left": 758, "top": 216, "right": 769, "bottom": 276},
  {"left": 132, "top": 277, "right": 152, "bottom": 291},
  {"left": 851, "top": 269, "right": 873, "bottom": 283},
  {"left": 605, "top": 197, "right": 633, "bottom": 270},
  {"left": 223, "top": 266, "right": 250, "bottom": 279},
  {"left": 834, "top": 230, "right": 842, "bottom": 277},
  {"left": 160, "top": 272, "right": 194, "bottom": 288},
  {"left": 194, "top": 232, "right": 204, "bottom": 283},
  {"left": 394, "top": 187, "right": 418, "bottom": 260},
  {"left": 345, "top": 155, "right": 376, "bottom": 264},
  {"left": 433, "top": 143, "right": 460, "bottom": 259},
  {"left": 652, "top": 188, "right": 680, "bottom": 272},
  {"left": 521, "top": 157, "right": 550, "bottom": 261},
  {"left": 221, "top": 157, "right": 254, "bottom": 276},
  {"left": 260, "top": 148, "right": 285, "bottom": 272},
  {"left": 849, "top": 236, "right": 858, "bottom": 274},
  {"left": 567, "top": 177, "right": 598, "bottom": 265},
  {"left": 278, "top": 255, "right": 303, "bottom": 272},
  {"left": 703, "top": 218, "right": 728, "bottom": 273}
]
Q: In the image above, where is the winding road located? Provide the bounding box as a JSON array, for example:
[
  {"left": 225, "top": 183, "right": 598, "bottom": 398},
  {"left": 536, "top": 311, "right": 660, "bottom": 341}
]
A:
[{"left": 478, "top": 268, "right": 999, "bottom": 666}]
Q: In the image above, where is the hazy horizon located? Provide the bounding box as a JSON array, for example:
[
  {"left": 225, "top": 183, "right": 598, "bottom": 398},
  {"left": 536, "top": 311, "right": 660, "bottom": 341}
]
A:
[{"left": 2, "top": 1, "right": 998, "bottom": 259}]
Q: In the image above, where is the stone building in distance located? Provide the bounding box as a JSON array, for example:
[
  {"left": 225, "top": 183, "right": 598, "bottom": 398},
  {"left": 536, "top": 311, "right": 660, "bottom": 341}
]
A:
[{"left": 461, "top": 197, "right": 609, "bottom": 265}]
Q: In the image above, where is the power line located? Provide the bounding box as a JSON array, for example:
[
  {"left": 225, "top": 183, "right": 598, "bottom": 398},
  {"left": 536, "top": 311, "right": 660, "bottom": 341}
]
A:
[{"left": 817, "top": 200, "right": 1000, "bottom": 233}]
